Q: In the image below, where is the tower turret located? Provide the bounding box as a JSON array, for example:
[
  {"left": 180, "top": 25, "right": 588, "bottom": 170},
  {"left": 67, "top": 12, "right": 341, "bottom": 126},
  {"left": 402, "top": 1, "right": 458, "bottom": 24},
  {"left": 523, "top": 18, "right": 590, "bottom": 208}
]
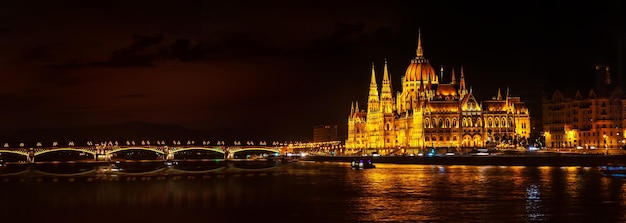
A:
[
  {"left": 417, "top": 28, "right": 423, "bottom": 58},
  {"left": 440, "top": 65, "right": 444, "bottom": 82},
  {"left": 368, "top": 63, "right": 380, "bottom": 113},
  {"left": 381, "top": 59, "right": 394, "bottom": 113},
  {"left": 459, "top": 65, "right": 467, "bottom": 98},
  {"left": 451, "top": 67, "right": 456, "bottom": 84},
  {"left": 460, "top": 65, "right": 466, "bottom": 90},
  {"left": 497, "top": 87, "right": 502, "bottom": 100}
]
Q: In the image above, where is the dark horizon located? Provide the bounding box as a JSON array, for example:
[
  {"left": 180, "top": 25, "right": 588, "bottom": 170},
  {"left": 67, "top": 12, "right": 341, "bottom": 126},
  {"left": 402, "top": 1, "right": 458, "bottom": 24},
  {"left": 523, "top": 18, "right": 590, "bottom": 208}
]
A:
[{"left": 0, "top": 0, "right": 624, "bottom": 141}]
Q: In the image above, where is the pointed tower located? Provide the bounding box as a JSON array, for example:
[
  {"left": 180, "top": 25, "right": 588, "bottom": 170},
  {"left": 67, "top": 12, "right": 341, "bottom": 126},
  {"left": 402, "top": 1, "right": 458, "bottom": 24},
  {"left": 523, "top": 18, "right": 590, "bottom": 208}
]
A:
[
  {"left": 350, "top": 101, "right": 355, "bottom": 117},
  {"left": 417, "top": 28, "right": 424, "bottom": 58},
  {"left": 497, "top": 87, "right": 502, "bottom": 100},
  {"left": 440, "top": 65, "right": 444, "bottom": 83},
  {"left": 381, "top": 59, "right": 394, "bottom": 113},
  {"left": 459, "top": 65, "right": 467, "bottom": 98},
  {"left": 368, "top": 62, "right": 380, "bottom": 113},
  {"left": 366, "top": 63, "right": 383, "bottom": 150},
  {"left": 451, "top": 67, "right": 456, "bottom": 84}
]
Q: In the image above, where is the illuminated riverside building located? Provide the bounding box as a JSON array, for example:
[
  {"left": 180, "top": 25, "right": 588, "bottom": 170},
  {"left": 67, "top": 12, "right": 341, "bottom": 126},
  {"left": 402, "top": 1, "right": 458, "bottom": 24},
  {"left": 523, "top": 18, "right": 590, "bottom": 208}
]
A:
[
  {"left": 346, "top": 30, "right": 531, "bottom": 155},
  {"left": 543, "top": 65, "right": 626, "bottom": 149}
]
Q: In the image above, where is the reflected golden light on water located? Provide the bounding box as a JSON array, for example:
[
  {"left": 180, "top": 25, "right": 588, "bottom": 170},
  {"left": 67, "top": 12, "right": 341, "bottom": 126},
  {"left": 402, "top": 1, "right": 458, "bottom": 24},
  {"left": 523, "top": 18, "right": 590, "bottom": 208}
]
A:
[{"left": 2, "top": 162, "right": 625, "bottom": 222}]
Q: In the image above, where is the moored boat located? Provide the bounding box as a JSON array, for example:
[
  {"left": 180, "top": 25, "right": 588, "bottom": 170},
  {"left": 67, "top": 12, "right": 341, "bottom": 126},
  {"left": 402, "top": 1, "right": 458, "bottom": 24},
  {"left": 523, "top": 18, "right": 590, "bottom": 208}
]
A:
[
  {"left": 600, "top": 163, "right": 626, "bottom": 177},
  {"left": 351, "top": 159, "right": 375, "bottom": 169}
]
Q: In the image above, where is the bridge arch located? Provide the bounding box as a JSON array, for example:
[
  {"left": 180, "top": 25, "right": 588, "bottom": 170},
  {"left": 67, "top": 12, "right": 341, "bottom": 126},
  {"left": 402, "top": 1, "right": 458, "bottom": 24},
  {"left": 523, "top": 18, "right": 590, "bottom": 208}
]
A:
[
  {"left": 106, "top": 147, "right": 165, "bottom": 155},
  {"left": 228, "top": 147, "right": 281, "bottom": 154},
  {"left": 34, "top": 148, "right": 96, "bottom": 157},
  {"left": 0, "top": 150, "right": 29, "bottom": 157},
  {"left": 171, "top": 147, "right": 225, "bottom": 154}
]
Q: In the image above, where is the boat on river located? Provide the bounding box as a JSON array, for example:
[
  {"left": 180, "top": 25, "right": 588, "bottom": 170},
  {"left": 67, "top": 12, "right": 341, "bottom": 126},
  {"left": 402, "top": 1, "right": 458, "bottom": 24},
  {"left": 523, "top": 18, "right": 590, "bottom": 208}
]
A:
[
  {"left": 351, "top": 159, "right": 375, "bottom": 169},
  {"left": 600, "top": 163, "right": 626, "bottom": 177}
]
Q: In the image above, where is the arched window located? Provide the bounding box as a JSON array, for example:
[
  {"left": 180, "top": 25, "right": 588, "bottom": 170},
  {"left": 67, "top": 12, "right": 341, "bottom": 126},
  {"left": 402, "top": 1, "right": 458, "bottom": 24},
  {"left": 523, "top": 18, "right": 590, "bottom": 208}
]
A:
[
  {"left": 439, "top": 118, "right": 443, "bottom": 128},
  {"left": 445, "top": 119, "right": 450, "bottom": 128},
  {"left": 452, "top": 118, "right": 457, "bottom": 128},
  {"left": 488, "top": 118, "right": 493, "bottom": 127},
  {"left": 462, "top": 118, "right": 467, "bottom": 127}
]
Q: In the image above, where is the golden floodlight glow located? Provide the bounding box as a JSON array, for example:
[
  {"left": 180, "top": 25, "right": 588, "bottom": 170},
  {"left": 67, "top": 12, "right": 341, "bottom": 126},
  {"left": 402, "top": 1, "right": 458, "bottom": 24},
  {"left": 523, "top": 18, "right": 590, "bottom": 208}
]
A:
[{"left": 347, "top": 30, "right": 531, "bottom": 155}]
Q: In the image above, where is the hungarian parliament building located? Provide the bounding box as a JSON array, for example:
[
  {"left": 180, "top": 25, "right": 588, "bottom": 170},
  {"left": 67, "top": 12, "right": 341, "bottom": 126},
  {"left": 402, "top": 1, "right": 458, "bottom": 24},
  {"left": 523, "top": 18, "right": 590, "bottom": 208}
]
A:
[{"left": 346, "top": 31, "right": 531, "bottom": 154}]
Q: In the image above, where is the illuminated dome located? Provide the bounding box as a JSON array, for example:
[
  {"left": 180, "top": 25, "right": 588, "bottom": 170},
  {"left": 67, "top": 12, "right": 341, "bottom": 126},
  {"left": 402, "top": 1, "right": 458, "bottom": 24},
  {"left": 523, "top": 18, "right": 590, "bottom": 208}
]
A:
[
  {"left": 404, "top": 59, "right": 438, "bottom": 84},
  {"left": 404, "top": 28, "right": 438, "bottom": 84}
]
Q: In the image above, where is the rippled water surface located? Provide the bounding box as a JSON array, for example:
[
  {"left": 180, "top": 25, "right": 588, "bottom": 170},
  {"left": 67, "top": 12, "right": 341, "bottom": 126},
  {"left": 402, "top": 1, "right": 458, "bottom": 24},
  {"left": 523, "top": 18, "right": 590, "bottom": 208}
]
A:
[{"left": 1, "top": 162, "right": 625, "bottom": 222}]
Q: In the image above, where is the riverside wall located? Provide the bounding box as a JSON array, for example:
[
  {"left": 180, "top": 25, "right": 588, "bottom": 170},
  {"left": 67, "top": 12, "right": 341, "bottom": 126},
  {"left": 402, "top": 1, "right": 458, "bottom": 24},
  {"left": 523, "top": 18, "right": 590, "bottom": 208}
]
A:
[{"left": 303, "top": 154, "right": 626, "bottom": 166}]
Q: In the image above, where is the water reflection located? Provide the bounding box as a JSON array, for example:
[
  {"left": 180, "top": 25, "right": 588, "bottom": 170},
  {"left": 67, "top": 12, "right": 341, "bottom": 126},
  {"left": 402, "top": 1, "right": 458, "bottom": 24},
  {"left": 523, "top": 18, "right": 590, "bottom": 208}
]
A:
[{"left": 0, "top": 162, "right": 624, "bottom": 223}]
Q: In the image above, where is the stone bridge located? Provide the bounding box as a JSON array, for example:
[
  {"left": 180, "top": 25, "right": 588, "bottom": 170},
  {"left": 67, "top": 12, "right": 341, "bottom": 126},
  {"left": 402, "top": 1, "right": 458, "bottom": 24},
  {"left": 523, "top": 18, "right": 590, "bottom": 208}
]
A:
[{"left": 0, "top": 146, "right": 283, "bottom": 163}]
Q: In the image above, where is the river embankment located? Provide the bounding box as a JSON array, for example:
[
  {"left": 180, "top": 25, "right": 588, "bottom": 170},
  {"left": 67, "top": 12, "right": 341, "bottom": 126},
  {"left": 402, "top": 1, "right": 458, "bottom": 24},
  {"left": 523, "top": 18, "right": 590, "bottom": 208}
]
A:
[{"left": 303, "top": 154, "right": 626, "bottom": 166}]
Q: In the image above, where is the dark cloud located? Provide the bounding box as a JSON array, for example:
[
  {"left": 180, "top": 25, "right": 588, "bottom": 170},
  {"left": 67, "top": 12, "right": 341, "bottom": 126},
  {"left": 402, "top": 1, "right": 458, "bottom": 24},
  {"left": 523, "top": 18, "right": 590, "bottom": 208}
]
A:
[
  {"left": 89, "top": 34, "right": 163, "bottom": 67},
  {"left": 119, "top": 94, "right": 148, "bottom": 99},
  {"left": 20, "top": 45, "right": 56, "bottom": 63},
  {"left": 163, "top": 38, "right": 204, "bottom": 62}
]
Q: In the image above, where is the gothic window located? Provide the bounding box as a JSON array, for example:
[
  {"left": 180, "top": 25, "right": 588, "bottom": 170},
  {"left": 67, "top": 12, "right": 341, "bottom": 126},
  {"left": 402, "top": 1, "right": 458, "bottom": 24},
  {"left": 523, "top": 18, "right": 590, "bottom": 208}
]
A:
[
  {"left": 439, "top": 118, "right": 443, "bottom": 128},
  {"left": 488, "top": 118, "right": 493, "bottom": 127},
  {"left": 452, "top": 118, "right": 457, "bottom": 127},
  {"left": 445, "top": 119, "right": 450, "bottom": 128},
  {"left": 463, "top": 118, "right": 467, "bottom": 127},
  {"left": 508, "top": 118, "right": 513, "bottom": 127},
  {"left": 385, "top": 123, "right": 391, "bottom": 131}
]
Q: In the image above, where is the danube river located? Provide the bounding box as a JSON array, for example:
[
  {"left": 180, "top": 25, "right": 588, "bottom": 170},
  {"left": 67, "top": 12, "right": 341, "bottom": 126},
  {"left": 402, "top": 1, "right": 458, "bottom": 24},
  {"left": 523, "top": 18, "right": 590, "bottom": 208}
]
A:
[{"left": 1, "top": 161, "right": 625, "bottom": 222}]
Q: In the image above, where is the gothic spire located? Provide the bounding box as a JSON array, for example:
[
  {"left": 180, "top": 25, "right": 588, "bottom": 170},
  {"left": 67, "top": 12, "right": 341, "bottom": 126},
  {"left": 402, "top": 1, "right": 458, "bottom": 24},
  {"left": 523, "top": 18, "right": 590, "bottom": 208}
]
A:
[
  {"left": 350, "top": 101, "right": 354, "bottom": 116},
  {"left": 416, "top": 28, "right": 423, "bottom": 58},
  {"left": 381, "top": 59, "right": 393, "bottom": 113},
  {"left": 368, "top": 62, "right": 380, "bottom": 113},
  {"left": 440, "top": 65, "right": 444, "bottom": 83},
  {"left": 451, "top": 67, "right": 456, "bottom": 84},
  {"left": 460, "top": 65, "right": 466, "bottom": 91},
  {"left": 370, "top": 62, "right": 377, "bottom": 90},
  {"left": 497, "top": 87, "right": 502, "bottom": 100}
]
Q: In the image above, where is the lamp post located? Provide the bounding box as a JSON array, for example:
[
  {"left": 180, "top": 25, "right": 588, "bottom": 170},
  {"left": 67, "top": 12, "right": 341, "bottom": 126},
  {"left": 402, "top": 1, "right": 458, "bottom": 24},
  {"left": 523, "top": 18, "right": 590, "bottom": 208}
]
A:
[{"left": 603, "top": 134, "right": 608, "bottom": 155}]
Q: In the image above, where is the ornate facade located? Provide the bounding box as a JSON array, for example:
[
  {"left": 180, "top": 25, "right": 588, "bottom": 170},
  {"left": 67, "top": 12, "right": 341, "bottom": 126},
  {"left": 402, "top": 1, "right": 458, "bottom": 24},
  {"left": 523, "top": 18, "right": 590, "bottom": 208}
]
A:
[
  {"left": 543, "top": 65, "right": 626, "bottom": 150},
  {"left": 346, "top": 31, "right": 531, "bottom": 154}
]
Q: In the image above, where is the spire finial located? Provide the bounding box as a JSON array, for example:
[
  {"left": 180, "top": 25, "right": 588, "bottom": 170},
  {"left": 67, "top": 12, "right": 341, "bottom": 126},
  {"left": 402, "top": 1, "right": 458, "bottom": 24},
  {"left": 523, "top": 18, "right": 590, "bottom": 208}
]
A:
[
  {"left": 351, "top": 101, "right": 355, "bottom": 114},
  {"left": 497, "top": 87, "right": 502, "bottom": 100},
  {"left": 383, "top": 58, "right": 389, "bottom": 81},
  {"left": 370, "top": 62, "right": 377, "bottom": 86},
  {"left": 440, "top": 65, "right": 444, "bottom": 82},
  {"left": 417, "top": 28, "right": 423, "bottom": 57},
  {"left": 451, "top": 67, "right": 456, "bottom": 84}
]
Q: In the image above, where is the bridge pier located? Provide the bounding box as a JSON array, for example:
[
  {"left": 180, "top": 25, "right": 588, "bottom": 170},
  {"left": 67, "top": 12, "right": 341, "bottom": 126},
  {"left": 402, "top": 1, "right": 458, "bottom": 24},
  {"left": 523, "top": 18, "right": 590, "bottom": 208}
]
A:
[
  {"left": 166, "top": 153, "right": 175, "bottom": 161},
  {"left": 27, "top": 149, "right": 35, "bottom": 163}
]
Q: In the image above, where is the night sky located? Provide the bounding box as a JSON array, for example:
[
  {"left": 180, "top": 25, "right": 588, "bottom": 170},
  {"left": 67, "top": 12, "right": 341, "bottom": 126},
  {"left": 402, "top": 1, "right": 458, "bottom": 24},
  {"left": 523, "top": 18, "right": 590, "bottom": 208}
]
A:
[{"left": 0, "top": 1, "right": 623, "bottom": 141}]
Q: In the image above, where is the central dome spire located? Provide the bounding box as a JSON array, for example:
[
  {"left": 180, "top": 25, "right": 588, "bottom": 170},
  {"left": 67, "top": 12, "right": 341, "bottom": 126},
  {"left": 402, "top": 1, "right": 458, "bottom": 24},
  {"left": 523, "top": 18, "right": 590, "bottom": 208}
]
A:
[
  {"left": 404, "top": 28, "right": 436, "bottom": 84},
  {"left": 417, "top": 28, "right": 423, "bottom": 58}
]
